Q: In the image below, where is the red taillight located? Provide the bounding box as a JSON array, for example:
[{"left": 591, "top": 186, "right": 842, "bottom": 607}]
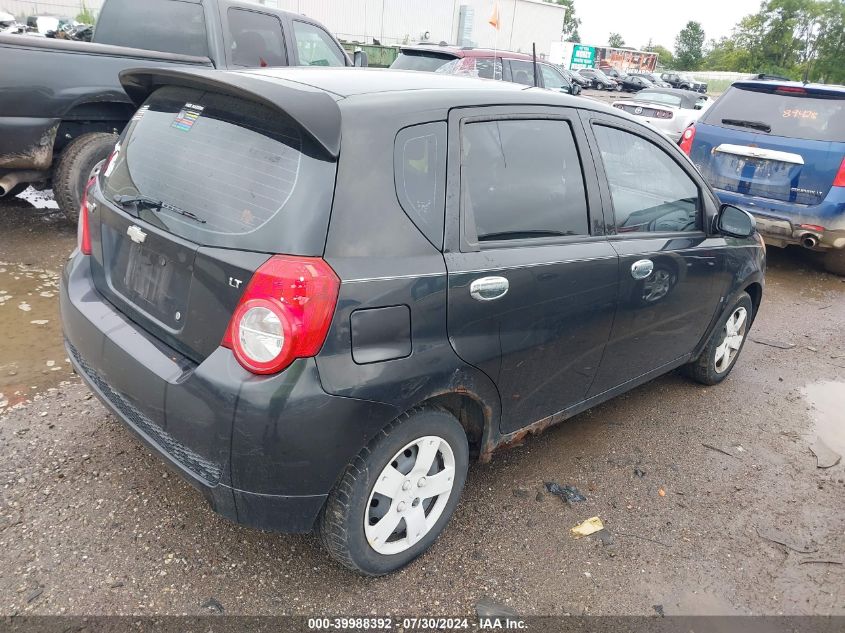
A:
[
  {"left": 679, "top": 125, "right": 696, "bottom": 155},
  {"left": 775, "top": 86, "right": 806, "bottom": 95},
  {"left": 833, "top": 156, "right": 845, "bottom": 187},
  {"left": 77, "top": 176, "right": 96, "bottom": 255},
  {"left": 799, "top": 224, "right": 825, "bottom": 233},
  {"left": 221, "top": 255, "right": 340, "bottom": 375}
]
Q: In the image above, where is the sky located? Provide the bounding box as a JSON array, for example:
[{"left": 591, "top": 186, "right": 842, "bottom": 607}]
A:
[{"left": 574, "top": 0, "right": 764, "bottom": 50}]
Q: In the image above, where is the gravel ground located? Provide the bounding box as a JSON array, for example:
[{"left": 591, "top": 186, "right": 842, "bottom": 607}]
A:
[{"left": 0, "top": 192, "right": 843, "bottom": 617}]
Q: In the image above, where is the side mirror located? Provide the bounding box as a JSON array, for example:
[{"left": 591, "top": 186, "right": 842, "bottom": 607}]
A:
[
  {"left": 718, "top": 204, "right": 755, "bottom": 238},
  {"left": 353, "top": 50, "right": 369, "bottom": 67}
]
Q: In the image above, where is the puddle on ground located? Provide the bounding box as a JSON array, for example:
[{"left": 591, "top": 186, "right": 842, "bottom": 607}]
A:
[
  {"left": 0, "top": 262, "right": 72, "bottom": 411},
  {"left": 802, "top": 381, "right": 845, "bottom": 467}
]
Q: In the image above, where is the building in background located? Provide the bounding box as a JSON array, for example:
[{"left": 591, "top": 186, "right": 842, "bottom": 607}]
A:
[
  {"left": 1, "top": 0, "right": 104, "bottom": 19},
  {"left": 1, "top": 0, "right": 566, "bottom": 56}
]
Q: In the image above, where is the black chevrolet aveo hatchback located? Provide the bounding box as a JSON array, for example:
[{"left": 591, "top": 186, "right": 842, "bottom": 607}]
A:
[{"left": 61, "top": 67, "right": 765, "bottom": 575}]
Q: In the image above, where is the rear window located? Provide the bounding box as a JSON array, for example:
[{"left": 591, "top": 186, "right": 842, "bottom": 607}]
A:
[
  {"left": 637, "top": 92, "right": 683, "bottom": 108},
  {"left": 93, "top": 0, "right": 208, "bottom": 57},
  {"left": 391, "top": 50, "right": 457, "bottom": 72},
  {"left": 102, "top": 86, "right": 337, "bottom": 254},
  {"left": 703, "top": 85, "right": 845, "bottom": 142}
]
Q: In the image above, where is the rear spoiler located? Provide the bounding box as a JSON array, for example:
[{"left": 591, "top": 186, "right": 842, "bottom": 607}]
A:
[
  {"left": 119, "top": 67, "right": 342, "bottom": 158},
  {"left": 731, "top": 80, "right": 845, "bottom": 100}
]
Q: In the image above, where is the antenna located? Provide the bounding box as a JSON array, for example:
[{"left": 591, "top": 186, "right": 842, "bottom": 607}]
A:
[{"left": 532, "top": 43, "right": 538, "bottom": 87}]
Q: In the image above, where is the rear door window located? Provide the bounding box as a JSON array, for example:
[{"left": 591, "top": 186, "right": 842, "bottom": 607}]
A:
[
  {"left": 102, "top": 86, "right": 337, "bottom": 254},
  {"left": 93, "top": 0, "right": 208, "bottom": 57},
  {"left": 509, "top": 60, "right": 536, "bottom": 86},
  {"left": 461, "top": 119, "right": 589, "bottom": 243},
  {"left": 227, "top": 8, "right": 287, "bottom": 67},
  {"left": 540, "top": 65, "right": 569, "bottom": 91},
  {"left": 292, "top": 20, "right": 346, "bottom": 66},
  {"left": 702, "top": 85, "right": 845, "bottom": 141}
]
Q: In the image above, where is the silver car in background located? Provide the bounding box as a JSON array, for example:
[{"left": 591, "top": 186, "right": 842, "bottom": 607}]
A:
[{"left": 612, "top": 87, "right": 712, "bottom": 142}]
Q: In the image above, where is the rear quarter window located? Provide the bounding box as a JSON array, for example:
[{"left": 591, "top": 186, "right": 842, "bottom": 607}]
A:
[
  {"left": 704, "top": 85, "right": 845, "bottom": 142},
  {"left": 394, "top": 122, "right": 447, "bottom": 249},
  {"left": 102, "top": 86, "right": 337, "bottom": 254}
]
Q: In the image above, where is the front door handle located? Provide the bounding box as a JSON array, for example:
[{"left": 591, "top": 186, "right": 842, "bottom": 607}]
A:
[
  {"left": 470, "top": 276, "right": 509, "bottom": 301},
  {"left": 631, "top": 259, "right": 654, "bottom": 280}
]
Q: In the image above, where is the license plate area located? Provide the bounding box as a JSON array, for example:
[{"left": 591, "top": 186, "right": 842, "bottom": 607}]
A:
[{"left": 101, "top": 220, "right": 195, "bottom": 331}]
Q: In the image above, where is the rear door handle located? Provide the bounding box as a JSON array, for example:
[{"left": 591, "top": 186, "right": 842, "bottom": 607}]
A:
[
  {"left": 470, "top": 276, "right": 509, "bottom": 301},
  {"left": 631, "top": 259, "right": 654, "bottom": 280}
]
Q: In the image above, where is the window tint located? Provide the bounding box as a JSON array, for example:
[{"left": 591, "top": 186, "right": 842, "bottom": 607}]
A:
[
  {"left": 228, "top": 9, "right": 286, "bottom": 67},
  {"left": 391, "top": 50, "right": 455, "bottom": 72},
  {"left": 102, "top": 86, "right": 337, "bottom": 254},
  {"left": 394, "top": 123, "right": 447, "bottom": 249},
  {"left": 292, "top": 20, "right": 346, "bottom": 66},
  {"left": 462, "top": 120, "right": 589, "bottom": 243},
  {"left": 593, "top": 125, "right": 700, "bottom": 233},
  {"left": 702, "top": 85, "right": 845, "bottom": 142},
  {"left": 93, "top": 0, "right": 208, "bottom": 57},
  {"left": 509, "top": 60, "right": 536, "bottom": 86}
]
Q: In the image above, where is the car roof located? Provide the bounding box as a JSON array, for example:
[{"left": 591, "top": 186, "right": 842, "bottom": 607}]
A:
[
  {"left": 398, "top": 44, "right": 533, "bottom": 61},
  {"left": 120, "top": 67, "right": 624, "bottom": 157}
]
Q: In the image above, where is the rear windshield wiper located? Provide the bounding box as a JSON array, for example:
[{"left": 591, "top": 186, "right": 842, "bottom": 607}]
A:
[
  {"left": 112, "top": 194, "right": 206, "bottom": 224},
  {"left": 721, "top": 118, "right": 772, "bottom": 133}
]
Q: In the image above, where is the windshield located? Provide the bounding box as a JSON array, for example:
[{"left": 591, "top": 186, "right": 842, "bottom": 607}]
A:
[
  {"left": 702, "top": 85, "right": 845, "bottom": 142},
  {"left": 637, "top": 91, "right": 683, "bottom": 108},
  {"left": 391, "top": 50, "right": 457, "bottom": 72},
  {"left": 102, "top": 86, "right": 337, "bottom": 253}
]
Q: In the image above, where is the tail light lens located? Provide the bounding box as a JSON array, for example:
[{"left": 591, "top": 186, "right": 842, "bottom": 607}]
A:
[
  {"left": 222, "top": 255, "right": 340, "bottom": 375},
  {"left": 77, "top": 176, "right": 96, "bottom": 255},
  {"left": 833, "top": 156, "right": 845, "bottom": 187},
  {"left": 679, "top": 125, "right": 696, "bottom": 155}
]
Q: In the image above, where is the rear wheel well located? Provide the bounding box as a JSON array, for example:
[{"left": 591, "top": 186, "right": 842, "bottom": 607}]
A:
[{"left": 417, "top": 393, "right": 487, "bottom": 459}]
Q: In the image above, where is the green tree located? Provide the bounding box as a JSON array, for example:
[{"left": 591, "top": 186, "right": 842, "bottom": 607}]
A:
[
  {"left": 75, "top": 1, "right": 96, "bottom": 24},
  {"left": 543, "top": 0, "right": 581, "bottom": 42},
  {"left": 674, "top": 21, "right": 706, "bottom": 69},
  {"left": 645, "top": 43, "right": 674, "bottom": 67},
  {"left": 608, "top": 32, "right": 625, "bottom": 47}
]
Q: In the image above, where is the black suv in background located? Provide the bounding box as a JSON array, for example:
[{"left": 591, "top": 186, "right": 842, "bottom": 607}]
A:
[
  {"left": 661, "top": 71, "right": 708, "bottom": 93},
  {"left": 61, "top": 67, "right": 764, "bottom": 575}
]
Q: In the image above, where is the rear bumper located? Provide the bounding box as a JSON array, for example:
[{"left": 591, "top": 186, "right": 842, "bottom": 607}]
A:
[
  {"left": 714, "top": 187, "right": 845, "bottom": 250},
  {"left": 61, "top": 253, "right": 399, "bottom": 532}
]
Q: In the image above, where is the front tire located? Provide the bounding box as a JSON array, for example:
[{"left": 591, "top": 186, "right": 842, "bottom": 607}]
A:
[
  {"left": 683, "top": 292, "right": 753, "bottom": 385},
  {"left": 53, "top": 132, "right": 118, "bottom": 223},
  {"left": 823, "top": 248, "right": 845, "bottom": 276},
  {"left": 318, "top": 406, "right": 469, "bottom": 575}
]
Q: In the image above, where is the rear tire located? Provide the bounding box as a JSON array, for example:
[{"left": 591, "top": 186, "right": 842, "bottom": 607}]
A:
[
  {"left": 683, "top": 292, "right": 753, "bottom": 385},
  {"left": 823, "top": 249, "right": 845, "bottom": 276},
  {"left": 53, "top": 132, "right": 117, "bottom": 223},
  {"left": 318, "top": 406, "right": 469, "bottom": 576}
]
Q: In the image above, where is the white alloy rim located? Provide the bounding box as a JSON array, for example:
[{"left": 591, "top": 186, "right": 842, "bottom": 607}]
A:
[
  {"left": 364, "top": 436, "right": 455, "bottom": 555},
  {"left": 715, "top": 306, "right": 748, "bottom": 373}
]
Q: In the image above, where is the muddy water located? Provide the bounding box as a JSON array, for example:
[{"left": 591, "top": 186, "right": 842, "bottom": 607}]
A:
[
  {"left": 803, "top": 381, "right": 845, "bottom": 464},
  {"left": 0, "top": 262, "right": 72, "bottom": 410}
]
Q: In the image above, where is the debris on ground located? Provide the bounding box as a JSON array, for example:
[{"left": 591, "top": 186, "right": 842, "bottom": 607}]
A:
[
  {"left": 633, "top": 468, "right": 646, "bottom": 478},
  {"left": 571, "top": 516, "right": 604, "bottom": 538},
  {"left": 26, "top": 588, "right": 43, "bottom": 604},
  {"left": 798, "top": 559, "right": 843, "bottom": 565},
  {"left": 201, "top": 597, "right": 225, "bottom": 613},
  {"left": 702, "top": 443, "right": 741, "bottom": 459},
  {"left": 658, "top": 488, "right": 666, "bottom": 497},
  {"left": 653, "top": 604, "right": 665, "bottom": 617},
  {"left": 755, "top": 526, "right": 818, "bottom": 554},
  {"left": 809, "top": 438, "right": 841, "bottom": 469},
  {"left": 475, "top": 597, "right": 519, "bottom": 618},
  {"left": 544, "top": 482, "right": 586, "bottom": 504},
  {"left": 751, "top": 337, "right": 796, "bottom": 350},
  {"left": 591, "top": 529, "right": 614, "bottom": 546},
  {"left": 512, "top": 487, "right": 529, "bottom": 498}
]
